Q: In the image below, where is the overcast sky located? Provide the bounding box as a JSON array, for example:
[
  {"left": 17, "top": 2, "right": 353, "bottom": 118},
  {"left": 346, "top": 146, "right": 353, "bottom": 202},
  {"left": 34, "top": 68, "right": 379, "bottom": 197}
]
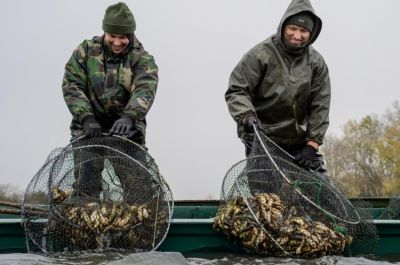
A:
[{"left": 0, "top": 0, "right": 399, "bottom": 199}]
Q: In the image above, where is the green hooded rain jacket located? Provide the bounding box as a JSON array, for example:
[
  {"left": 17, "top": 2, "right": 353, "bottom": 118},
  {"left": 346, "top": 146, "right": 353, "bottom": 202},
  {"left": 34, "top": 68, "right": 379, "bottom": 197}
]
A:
[{"left": 225, "top": 0, "right": 330, "bottom": 146}]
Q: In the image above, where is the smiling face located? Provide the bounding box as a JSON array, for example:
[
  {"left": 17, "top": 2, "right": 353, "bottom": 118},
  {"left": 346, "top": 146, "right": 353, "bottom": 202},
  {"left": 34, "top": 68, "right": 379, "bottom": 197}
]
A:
[
  {"left": 104, "top": 33, "right": 130, "bottom": 54},
  {"left": 283, "top": 24, "right": 311, "bottom": 47}
]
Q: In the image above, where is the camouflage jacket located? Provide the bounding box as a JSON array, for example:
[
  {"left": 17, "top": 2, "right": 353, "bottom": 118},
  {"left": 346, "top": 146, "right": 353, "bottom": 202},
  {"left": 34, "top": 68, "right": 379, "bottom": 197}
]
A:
[
  {"left": 62, "top": 35, "right": 158, "bottom": 143},
  {"left": 225, "top": 0, "right": 330, "bottom": 145}
]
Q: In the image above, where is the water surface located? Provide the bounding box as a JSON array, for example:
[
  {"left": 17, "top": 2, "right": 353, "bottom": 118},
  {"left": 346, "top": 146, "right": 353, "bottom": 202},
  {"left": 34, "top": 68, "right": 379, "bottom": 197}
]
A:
[{"left": 0, "top": 252, "right": 399, "bottom": 265}]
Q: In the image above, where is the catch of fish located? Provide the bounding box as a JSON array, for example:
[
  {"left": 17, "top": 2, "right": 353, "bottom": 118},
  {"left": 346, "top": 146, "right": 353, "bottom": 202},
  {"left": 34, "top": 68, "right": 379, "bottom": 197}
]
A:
[
  {"left": 45, "top": 187, "right": 168, "bottom": 250},
  {"left": 213, "top": 193, "right": 352, "bottom": 258}
]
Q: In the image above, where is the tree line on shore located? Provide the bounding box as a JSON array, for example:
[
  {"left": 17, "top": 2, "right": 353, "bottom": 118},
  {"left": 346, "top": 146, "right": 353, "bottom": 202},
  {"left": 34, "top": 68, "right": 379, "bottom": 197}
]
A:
[{"left": 323, "top": 101, "right": 400, "bottom": 197}]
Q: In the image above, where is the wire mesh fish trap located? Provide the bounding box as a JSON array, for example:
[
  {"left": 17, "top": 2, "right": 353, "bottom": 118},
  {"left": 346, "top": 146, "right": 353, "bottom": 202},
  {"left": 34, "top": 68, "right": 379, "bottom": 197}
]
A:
[
  {"left": 22, "top": 136, "right": 173, "bottom": 253},
  {"left": 214, "top": 128, "right": 377, "bottom": 258}
]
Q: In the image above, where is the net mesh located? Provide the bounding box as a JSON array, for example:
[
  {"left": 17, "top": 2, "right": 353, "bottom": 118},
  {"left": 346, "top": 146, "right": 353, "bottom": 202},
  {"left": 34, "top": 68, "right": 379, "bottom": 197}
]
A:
[
  {"left": 379, "top": 195, "right": 400, "bottom": 220},
  {"left": 22, "top": 136, "right": 173, "bottom": 253},
  {"left": 214, "top": 128, "right": 378, "bottom": 258}
]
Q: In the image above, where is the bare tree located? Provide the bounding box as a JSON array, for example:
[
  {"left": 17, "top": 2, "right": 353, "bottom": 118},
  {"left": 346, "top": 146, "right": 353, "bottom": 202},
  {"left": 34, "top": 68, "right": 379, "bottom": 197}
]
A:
[{"left": 323, "top": 102, "right": 400, "bottom": 197}]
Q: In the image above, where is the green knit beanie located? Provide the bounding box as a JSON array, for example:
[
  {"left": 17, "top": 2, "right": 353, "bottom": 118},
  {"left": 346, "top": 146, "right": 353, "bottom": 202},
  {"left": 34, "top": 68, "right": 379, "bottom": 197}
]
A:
[
  {"left": 102, "top": 2, "right": 136, "bottom": 34},
  {"left": 285, "top": 12, "right": 314, "bottom": 32}
]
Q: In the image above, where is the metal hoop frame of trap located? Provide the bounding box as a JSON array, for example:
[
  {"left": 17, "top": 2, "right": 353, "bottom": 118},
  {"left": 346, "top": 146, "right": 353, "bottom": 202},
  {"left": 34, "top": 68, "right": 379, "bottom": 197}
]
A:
[
  {"left": 22, "top": 135, "right": 173, "bottom": 253},
  {"left": 50, "top": 145, "right": 172, "bottom": 236},
  {"left": 48, "top": 143, "right": 165, "bottom": 200},
  {"left": 219, "top": 134, "right": 362, "bottom": 257},
  {"left": 252, "top": 125, "right": 361, "bottom": 225}
]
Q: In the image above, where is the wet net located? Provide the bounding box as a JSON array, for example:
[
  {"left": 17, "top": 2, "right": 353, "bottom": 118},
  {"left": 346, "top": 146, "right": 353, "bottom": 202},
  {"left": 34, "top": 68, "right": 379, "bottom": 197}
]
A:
[
  {"left": 214, "top": 127, "right": 378, "bottom": 258},
  {"left": 22, "top": 136, "right": 173, "bottom": 253}
]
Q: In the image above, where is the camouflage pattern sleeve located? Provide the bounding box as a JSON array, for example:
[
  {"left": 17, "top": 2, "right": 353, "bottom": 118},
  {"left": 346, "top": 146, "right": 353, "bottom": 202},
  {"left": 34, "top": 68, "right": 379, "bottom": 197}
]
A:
[
  {"left": 62, "top": 42, "right": 94, "bottom": 123},
  {"left": 124, "top": 51, "right": 158, "bottom": 122}
]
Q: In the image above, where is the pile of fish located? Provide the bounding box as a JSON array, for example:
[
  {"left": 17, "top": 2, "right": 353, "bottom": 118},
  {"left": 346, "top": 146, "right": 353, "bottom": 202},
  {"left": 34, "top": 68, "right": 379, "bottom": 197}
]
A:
[
  {"left": 213, "top": 193, "right": 352, "bottom": 258},
  {"left": 45, "top": 187, "right": 168, "bottom": 250},
  {"left": 61, "top": 201, "right": 151, "bottom": 233}
]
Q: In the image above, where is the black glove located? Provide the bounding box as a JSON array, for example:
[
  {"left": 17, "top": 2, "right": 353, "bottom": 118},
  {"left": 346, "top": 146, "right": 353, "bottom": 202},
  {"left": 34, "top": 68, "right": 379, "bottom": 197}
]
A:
[
  {"left": 243, "top": 115, "right": 261, "bottom": 133},
  {"left": 109, "top": 115, "right": 134, "bottom": 137},
  {"left": 82, "top": 116, "right": 102, "bottom": 138},
  {"left": 295, "top": 145, "right": 317, "bottom": 169}
]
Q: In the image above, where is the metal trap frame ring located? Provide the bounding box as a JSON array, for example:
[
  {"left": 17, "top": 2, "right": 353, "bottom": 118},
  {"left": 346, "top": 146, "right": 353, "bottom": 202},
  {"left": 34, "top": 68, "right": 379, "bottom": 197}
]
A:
[
  {"left": 252, "top": 125, "right": 360, "bottom": 225},
  {"left": 22, "top": 135, "right": 173, "bottom": 253}
]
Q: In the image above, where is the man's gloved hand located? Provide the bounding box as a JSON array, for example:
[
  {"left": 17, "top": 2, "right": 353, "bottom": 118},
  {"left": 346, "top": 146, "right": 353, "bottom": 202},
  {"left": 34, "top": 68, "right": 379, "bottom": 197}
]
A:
[
  {"left": 243, "top": 115, "right": 261, "bottom": 133},
  {"left": 82, "top": 116, "right": 102, "bottom": 138},
  {"left": 295, "top": 145, "right": 317, "bottom": 169},
  {"left": 109, "top": 115, "right": 134, "bottom": 137}
]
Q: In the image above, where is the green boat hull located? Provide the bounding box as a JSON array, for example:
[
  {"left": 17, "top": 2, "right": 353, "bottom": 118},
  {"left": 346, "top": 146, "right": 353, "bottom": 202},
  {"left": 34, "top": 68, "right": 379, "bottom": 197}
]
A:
[{"left": 0, "top": 199, "right": 399, "bottom": 256}]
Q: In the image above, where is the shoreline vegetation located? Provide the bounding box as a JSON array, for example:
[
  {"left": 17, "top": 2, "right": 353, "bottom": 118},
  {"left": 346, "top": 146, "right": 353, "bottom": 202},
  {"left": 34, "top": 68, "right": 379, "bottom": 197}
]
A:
[{"left": 323, "top": 101, "right": 400, "bottom": 197}]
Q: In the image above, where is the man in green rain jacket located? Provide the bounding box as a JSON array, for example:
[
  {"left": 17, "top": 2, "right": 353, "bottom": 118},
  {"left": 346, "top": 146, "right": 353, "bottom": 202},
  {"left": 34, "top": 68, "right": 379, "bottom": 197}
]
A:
[
  {"left": 62, "top": 2, "right": 158, "bottom": 198},
  {"left": 225, "top": 0, "right": 330, "bottom": 178}
]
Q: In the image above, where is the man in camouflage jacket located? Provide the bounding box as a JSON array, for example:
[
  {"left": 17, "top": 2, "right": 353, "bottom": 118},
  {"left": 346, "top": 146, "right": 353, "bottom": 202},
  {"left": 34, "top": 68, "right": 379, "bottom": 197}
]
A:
[
  {"left": 225, "top": 0, "right": 330, "bottom": 178},
  {"left": 63, "top": 2, "right": 158, "bottom": 146},
  {"left": 62, "top": 2, "right": 158, "bottom": 198}
]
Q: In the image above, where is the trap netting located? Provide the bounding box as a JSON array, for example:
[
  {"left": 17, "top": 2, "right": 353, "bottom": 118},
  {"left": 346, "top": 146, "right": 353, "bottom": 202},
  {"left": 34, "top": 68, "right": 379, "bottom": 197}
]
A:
[
  {"left": 379, "top": 194, "right": 400, "bottom": 220},
  {"left": 22, "top": 135, "right": 173, "bottom": 253},
  {"left": 214, "top": 127, "right": 378, "bottom": 258}
]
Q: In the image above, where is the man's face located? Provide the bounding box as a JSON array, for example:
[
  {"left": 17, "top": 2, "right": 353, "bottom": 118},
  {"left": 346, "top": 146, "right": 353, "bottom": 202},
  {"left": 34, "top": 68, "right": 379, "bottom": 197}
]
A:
[
  {"left": 104, "top": 33, "right": 130, "bottom": 54},
  {"left": 283, "top": 25, "right": 311, "bottom": 47}
]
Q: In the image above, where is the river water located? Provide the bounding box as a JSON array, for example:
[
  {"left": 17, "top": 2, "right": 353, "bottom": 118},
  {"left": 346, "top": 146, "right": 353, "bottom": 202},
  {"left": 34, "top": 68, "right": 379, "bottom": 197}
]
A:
[{"left": 0, "top": 252, "right": 399, "bottom": 265}]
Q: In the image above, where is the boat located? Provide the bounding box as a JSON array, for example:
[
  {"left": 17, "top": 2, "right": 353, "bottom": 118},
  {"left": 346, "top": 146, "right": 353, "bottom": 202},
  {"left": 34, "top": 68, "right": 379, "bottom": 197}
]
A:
[{"left": 0, "top": 198, "right": 399, "bottom": 257}]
